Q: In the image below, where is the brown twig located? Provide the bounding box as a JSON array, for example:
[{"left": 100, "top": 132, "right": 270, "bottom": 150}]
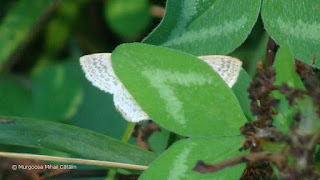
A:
[
  {"left": 266, "top": 38, "right": 279, "bottom": 67},
  {"left": 133, "top": 121, "right": 160, "bottom": 151},
  {"left": 311, "top": 53, "right": 316, "bottom": 65},
  {"left": 193, "top": 152, "right": 287, "bottom": 174}
]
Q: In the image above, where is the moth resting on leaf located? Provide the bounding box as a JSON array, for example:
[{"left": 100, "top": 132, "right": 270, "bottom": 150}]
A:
[{"left": 80, "top": 53, "right": 242, "bottom": 122}]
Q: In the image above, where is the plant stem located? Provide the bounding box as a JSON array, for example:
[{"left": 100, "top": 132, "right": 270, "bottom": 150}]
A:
[
  {"left": 121, "top": 122, "right": 136, "bottom": 142},
  {"left": 106, "top": 122, "right": 136, "bottom": 180}
]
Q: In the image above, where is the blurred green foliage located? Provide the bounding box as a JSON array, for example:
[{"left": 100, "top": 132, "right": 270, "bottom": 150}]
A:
[
  {"left": 105, "top": 0, "right": 152, "bottom": 41},
  {"left": 0, "top": 1, "right": 165, "bottom": 178},
  {"left": 0, "top": 0, "right": 164, "bottom": 159},
  {"left": 0, "top": 0, "right": 319, "bottom": 179},
  {"left": 0, "top": 0, "right": 53, "bottom": 67}
]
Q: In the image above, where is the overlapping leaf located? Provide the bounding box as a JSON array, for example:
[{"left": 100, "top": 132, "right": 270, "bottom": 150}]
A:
[
  {"left": 262, "top": 0, "right": 320, "bottom": 68},
  {"left": 112, "top": 43, "right": 247, "bottom": 137},
  {"left": 140, "top": 137, "right": 246, "bottom": 180},
  {"left": 143, "top": 0, "right": 261, "bottom": 56}
]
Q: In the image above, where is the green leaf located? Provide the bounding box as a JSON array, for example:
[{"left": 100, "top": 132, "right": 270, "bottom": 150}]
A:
[
  {"left": 232, "top": 69, "right": 254, "bottom": 121},
  {"left": 230, "top": 18, "right": 269, "bottom": 77},
  {"left": 262, "top": 0, "right": 320, "bottom": 68},
  {"left": 149, "top": 126, "right": 170, "bottom": 154},
  {"left": 32, "top": 59, "right": 128, "bottom": 140},
  {"left": 272, "top": 45, "right": 305, "bottom": 133},
  {"left": 68, "top": 60, "right": 129, "bottom": 140},
  {"left": 104, "top": 0, "right": 152, "bottom": 40},
  {"left": 71, "top": 79, "right": 128, "bottom": 140},
  {"left": 112, "top": 43, "right": 247, "bottom": 137},
  {"left": 0, "top": 74, "right": 32, "bottom": 117},
  {"left": 0, "top": 117, "right": 157, "bottom": 166},
  {"left": 32, "top": 63, "right": 83, "bottom": 121},
  {"left": 0, "top": 0, "right": 53, "bottom": 67},
  {"left": 140, "top": 137, "right": 246, "bottom": 180},
  {"left": 143, "top": 0, "right": 261, "bottom": 55},
  {"left": 273, "top": 45, "right": 305, "bottom": 89}
]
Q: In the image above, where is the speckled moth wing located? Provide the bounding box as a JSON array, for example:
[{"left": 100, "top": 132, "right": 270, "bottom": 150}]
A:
[
  {"left": 80, "top": 53, "right": 149, "bottom": 122},
  {"left": 198, "top": 55, "right": 242, "bottom": 88},
  {"left": 80, "top": 53, "right": 119, "bottom": 94},
  {"left": 113, "top": 84, "right": 149, "bottom": 122}
]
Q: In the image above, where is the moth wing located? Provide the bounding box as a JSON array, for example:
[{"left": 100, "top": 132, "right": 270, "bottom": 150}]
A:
[
  {"left": 198, "top": 55, "right": 242, "bottom": 88},
  {"left": 113, "top": 85, "right": 149, "bottom": 122},
  {"left": 80, "top": 53, "right": 119, "bottom": 94}
]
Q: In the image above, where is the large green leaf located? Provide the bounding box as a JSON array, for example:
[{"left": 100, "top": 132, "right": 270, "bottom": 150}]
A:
[
  {"left": 143, "top": 0, "right": 261, "bottom": 55},
  {"left": 112, "top": 43, "right": 247, "bottom": 137},
  {"left": 0, "top": 0, "right": 54, "bottom": 67},
  {"left": 0, "top": 117, "right": 157, "bottom": 166},
  {"left": 32, "top": 63, "right": 83, "bottom": 121},
  {"left": 140, "top": 137, "right": 246, "bottom": 180},
  {"left": 272, "top": 45, "right": 305, "bottom": 133},
  {"left": 262, "top": 0, "right": 320, "bottom": 68}
]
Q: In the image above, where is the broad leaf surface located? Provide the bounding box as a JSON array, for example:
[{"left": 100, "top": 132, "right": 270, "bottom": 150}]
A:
[
  {"left": 262, "top": 0, "right": 320, "bottom": 68},
  {"left": 272, "top": 45, "right": 305, "bottom": 133},
  {"left": 112, "top": 43, "right": 246, "bottom": 137},
  {"left": 232, "top": 69, "right": 254, "bottom": 121},
  {"left": 32, "top": 63, "right": 83, "bottom": 121},
  {"left": 140, "top": 137, "right": 246, "bottom": 180},
  {"left": 0, "top": 0, "right": 53, "bottom": 67},
  {"left": 143, "top": 0, "right": 261, "bottom": 55},
  {"left": 0, "top": 117, "right": 157, "bottom": 166}
]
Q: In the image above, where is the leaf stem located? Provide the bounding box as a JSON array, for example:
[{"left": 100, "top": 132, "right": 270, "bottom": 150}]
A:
[
  {"left": 121, "top": 122, "right": 136, "bottom": 142},
  {"left": 106, "top": 122, "right": 137, "bottom": 179}
]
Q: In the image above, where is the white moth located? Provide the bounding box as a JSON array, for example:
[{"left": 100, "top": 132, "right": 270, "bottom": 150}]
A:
[{"left": 80, "top": 53, "right": 242, "bottom": 122}]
